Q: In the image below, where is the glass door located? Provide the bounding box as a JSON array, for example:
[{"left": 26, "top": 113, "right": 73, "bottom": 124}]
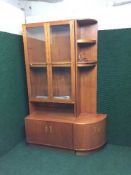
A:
[
  {"left": 26, "top": 26, "right": 48, "bottom": 100},
  {"left": 48, "top": 21, "right": 75, "bottom": 102}
]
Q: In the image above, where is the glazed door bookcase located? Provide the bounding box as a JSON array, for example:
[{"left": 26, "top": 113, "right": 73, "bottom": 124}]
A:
[
  {"left": 23, "top": 19, "right": 107, "bottom": 154},
  {"left": 23, "top": 21, "right": 75, "bottom": 105}
]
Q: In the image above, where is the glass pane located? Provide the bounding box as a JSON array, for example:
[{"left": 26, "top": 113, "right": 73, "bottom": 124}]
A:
[
  {"left": 52, "top": 67, "right": 71, "bottom": 99},
  {"left": 27, "top": 27, "right": 46, "bottom": 64},
  {"left": 30, "top": 67, "right": 48, "bottom": 99},
  {"left": 50, "top": 25, "right": 71, "bottom": 63}
]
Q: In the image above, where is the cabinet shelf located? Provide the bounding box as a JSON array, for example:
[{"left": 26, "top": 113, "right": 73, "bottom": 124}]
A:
[
  {"left": 77, "top": 63, "right": 96, "bottom": 68},
  {"left": 30, "top": 63, "right": 47, "bottom": 68},
  {"left": 30, "top": 97, "right": 75, "bottom": 104},
  {"left": 30, "top": 63, "right": 71, "bottom": 68},
  {"left": 52, "top": 63, "right": 71, "bottom": 67},
  {"left": 77, "top": 39, "right": 96, "bottom": 44},
  {"left": 77, "top": 59, "right": 97, "bottom": 67},
  {"left": 27, "top": 112, "right": 106, "bottom": 124},
  {"left": 52, "top": 61, "right": 71, "bottom": 64}
]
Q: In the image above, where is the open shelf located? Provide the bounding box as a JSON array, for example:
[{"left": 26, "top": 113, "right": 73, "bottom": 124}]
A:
[{"left": 77, "top": 39, "right": 96, "bottom": 44}]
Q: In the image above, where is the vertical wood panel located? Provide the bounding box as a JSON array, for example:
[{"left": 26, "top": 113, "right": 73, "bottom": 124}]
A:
[{"left": 45, "top": 23, "right": 53, "bottom": 99}]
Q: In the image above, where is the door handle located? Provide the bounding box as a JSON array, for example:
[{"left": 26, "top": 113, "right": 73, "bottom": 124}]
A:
[
  {"left": 49, "top": 125, "right": 52, "bottom": 133},
  {"left": 44, "top": 125, "right": 48, "bottom": 133}
]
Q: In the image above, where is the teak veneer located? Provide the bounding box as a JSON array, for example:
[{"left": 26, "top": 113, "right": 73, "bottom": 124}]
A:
[{"left": 22, "top": 19, "right": 107, "bottom": 154}]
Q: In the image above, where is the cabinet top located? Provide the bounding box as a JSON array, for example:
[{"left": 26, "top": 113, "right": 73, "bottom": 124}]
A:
[{"left": 22, "top": 18, "right": 97, "bottom": 28}]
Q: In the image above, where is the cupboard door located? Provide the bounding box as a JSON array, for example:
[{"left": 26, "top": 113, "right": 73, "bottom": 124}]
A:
[
  {"left": 25, "top": 119, "right": 73, "bottom": 149},
  {"left": 47, "top": 21, "right": 75, "bottom": 101},
  {"left": 25, "top": 119, "right": 48, "bottom": 144},
  {"left": 45, "top": 122, "right": 73, "bottom": 149},
  {"left": 25, "top": 25, "right": 50, "bottom": 101}
]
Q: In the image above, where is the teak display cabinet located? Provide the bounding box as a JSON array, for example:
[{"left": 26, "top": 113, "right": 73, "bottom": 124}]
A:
[{"left": 22, "top": 19, "right": 107, "bottom": 154}]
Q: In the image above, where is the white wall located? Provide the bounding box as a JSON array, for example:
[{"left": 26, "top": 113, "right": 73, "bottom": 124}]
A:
[
  {"left": 26, "top": 0, "right": 131, "bottom": 30},
  {"left": 0, "top": 0, "right": 20, "bottom": 7},
  {"left": 0, "top": 1, "right": 25, "bottom": 34},
  {"left": 0, "top": 0, "right": 130, "bottom": 32}
]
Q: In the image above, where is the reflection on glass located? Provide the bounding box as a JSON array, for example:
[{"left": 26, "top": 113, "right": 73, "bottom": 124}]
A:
[
  {"left": 50, "top": 25, "right": 70, "bottom": 62},
  {"left": 27, "top": 27, "right": 46, "bottom": 64}
]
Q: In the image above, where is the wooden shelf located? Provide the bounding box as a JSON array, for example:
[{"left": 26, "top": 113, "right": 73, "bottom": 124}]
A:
[
  {"left": 26, "top": 112, "right": 75, "bottom": 123},
  {"left": 30, "top": 63, "right": 47, "bottom": 68},
  {"left": 30, "top": 97, "right": 75, "bottom": 104},
  {"left": 26, "top": 112, "right": 106, "bottom": 124},
  {"left": 77, "top": 60, "right": 97, "bottom": 68},
  {"left": 77, "top": 39, "right": 96, "bottom": 44},
  {"left": 52, "top": 63, "right": 71, "bottom": 67},
  {"left": 77, "top": 19, "right": 97, "bottom": 25},
  {"left": 51, "top": 61, "right": 71, "bottom": 64},
  {"left": 30, "top": 63, "right": 71, "bottom": 68},
  {"left": 77, "top": 63, "right": 96, "bottom": 68}
]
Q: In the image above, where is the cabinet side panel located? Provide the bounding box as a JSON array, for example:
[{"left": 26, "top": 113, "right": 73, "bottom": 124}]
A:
[
  {"left": 74, "top": 118, "right": 107, "bottom": 150},
  {"left": 79, "top": 66, "right": 97, "bottom": 113}
]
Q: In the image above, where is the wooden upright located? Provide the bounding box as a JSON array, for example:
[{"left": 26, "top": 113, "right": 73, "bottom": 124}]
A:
[{"left": 22, "top": 19, "right": 107, "bottom": 154}]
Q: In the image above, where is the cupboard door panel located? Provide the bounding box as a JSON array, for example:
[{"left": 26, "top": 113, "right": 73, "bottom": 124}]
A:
[
  {"left": 25, "top": 119, "right": 47, "bottom": 144},
  {"left": 46, "top": 122, "right": 73, "bottom": 149},
  {"left": 25, "top": 119, "right": 73, "bottom": 149}
]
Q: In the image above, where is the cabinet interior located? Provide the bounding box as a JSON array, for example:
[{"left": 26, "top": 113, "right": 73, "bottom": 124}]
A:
[{"left": 30, "top": 103, "right": 75, "bottom": 116}]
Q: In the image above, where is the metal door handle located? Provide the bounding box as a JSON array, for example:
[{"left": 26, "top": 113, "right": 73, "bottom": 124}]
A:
[
  {"left": 45, "top": 125, "right": 48, "bottom": 133},
  {"left": 49, "top": 125, "right": 52, "bottom": 133}
]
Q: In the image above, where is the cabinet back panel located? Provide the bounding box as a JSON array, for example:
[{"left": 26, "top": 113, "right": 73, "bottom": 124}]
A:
[
  {"left": 78, "top": 44, "right": 97, "bottom": 60},
  {"left": 31, "top": 103, "right": 74, "bottom": 113},
  {"left": 77, "top": 24, "right": 97, "bottom": 39}
]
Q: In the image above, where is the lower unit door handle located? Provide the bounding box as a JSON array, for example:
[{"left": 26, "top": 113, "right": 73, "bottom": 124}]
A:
[
  {"left": 49, "top": 126, "right": 52, "bottom": 133},
  {"left": 45, "top": 125, "right": 48, "bottom": 133}
]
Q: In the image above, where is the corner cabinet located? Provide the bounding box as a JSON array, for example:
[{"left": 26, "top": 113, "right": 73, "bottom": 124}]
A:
[{"left": 22, "top": 19, "right": 107, "bottom": 154}]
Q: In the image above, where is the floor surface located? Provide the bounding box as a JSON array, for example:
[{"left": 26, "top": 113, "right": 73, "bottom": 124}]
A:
[{"left": 0, "top": 141, "right": 131, "bottom": 175}]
